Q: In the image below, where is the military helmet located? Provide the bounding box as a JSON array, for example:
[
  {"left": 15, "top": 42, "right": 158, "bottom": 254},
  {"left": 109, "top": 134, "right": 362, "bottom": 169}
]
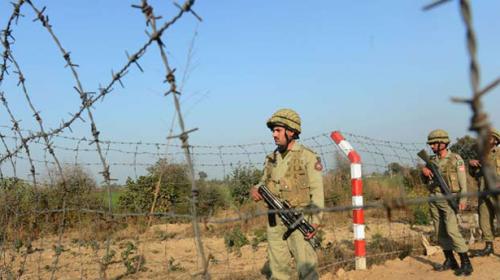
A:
[
  {"left": 492, "top": 128, "right": 500, "bottom": 142},
  {"left": 427, "top": 129, "right": 450, "bottom": 145},
  {"left": 266, "top": 108, "right": 301, "bottom": 134}
]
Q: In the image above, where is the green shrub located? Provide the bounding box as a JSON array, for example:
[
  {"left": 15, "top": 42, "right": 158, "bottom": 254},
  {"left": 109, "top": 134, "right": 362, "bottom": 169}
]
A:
[
  {"left": 120, "top": 241, "right": 146, "bottom": 275},
  {"left": 227, "top": 166, "right": 262, "bottom": 206},
  {"left": 224, "top": 226, "right": 249, "bottom": 256},
  {"left": 251, "top": 227, "right": 267, "bottom": 250},
  {"left": 412, "top": 205, "right": 430, "bottom": 225},
  {"left": 0, "top": 165, "right": 101, "bottom": 238},
  {"left": 197, "top": 180, "right": 228, "bottom": 217},
  {"left": 118, "top": 159, "right": 190, "bottom": 215}
]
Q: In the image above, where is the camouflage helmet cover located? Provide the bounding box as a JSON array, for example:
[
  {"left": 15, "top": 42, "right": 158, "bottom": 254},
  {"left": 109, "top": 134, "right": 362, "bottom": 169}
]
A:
[
  {"left": 427, "top": 129, "right": 450, "bottom": 144},
  {"left": 492, "top": 128, "right": 500, "bottom": 142},
  {"left": 266, "top": 108, "right": 301, "bottom": 134}
]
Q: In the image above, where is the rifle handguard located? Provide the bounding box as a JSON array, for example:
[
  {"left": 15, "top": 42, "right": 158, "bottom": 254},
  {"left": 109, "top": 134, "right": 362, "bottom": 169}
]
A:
[{"left": 258, "top": 185, "right": 321, "bottom": 250}]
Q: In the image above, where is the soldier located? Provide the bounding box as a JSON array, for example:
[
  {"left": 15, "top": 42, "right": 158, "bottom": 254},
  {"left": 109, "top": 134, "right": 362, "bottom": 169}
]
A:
[
  {"left": 469, "top": 128, "right": 500, "bottom": 257},
  {"left": 250, "top": 108, "right": 324, "bottom": 280},
  {"left": 421, "top": 129, "right": 473, "bottom": 276}
]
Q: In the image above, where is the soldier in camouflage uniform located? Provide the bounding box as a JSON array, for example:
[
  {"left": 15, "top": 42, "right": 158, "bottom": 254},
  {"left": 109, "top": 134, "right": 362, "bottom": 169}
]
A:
[
  {"left": 469, "top": 128, "right": 500, "bottom": 257},
  {"left": 250, "top": 108, "right": 324, "bottom": 280},
  {"left": 421, "top": 129, "right": 473, "bottom": 276}
]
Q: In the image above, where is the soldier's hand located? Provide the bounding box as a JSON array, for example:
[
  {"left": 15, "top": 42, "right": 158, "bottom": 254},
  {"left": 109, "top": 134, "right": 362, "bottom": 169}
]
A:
[
  {"left": 422, "top": 167, "right": 433, "bottom": 178},
  {"left": 459, "top": 202, "right": 467, "bottom": 211},
  {"left": 250, "top": 186, "right": 262, "bottom": 202},
  {"left": 469, "top": 159, "right": 481, "bottom": 167}
]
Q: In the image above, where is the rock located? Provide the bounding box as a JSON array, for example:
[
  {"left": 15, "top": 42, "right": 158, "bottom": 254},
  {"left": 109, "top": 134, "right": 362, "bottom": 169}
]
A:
[{"left": 421, "top": 234, "right": 440, "bottom": 256}]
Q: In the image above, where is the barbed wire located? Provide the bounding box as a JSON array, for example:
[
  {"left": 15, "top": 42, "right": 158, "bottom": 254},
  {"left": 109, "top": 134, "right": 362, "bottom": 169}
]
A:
[
  {"left": 135, "top": 0, "right": 209, "bottom": 277},
  {"left": 0, "top": 0, "right": 202, "bottom": 165},
  {"left": 1, "top": 1, "right": 499, "bottom": 279},
  {"left": 456, "top": 0, "right": 500, "bottom": 213},
  {"left": 3, "top": 17, "right": 76, "bottom": 279},
  {"left": 2, "top": 188, "right": 498, "bottom": 225}
]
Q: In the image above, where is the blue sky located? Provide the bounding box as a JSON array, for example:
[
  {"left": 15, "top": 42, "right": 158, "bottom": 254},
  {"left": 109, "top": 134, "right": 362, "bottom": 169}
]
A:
[{"left": 1, "top": 0, "right": 499, "bottom": 181}]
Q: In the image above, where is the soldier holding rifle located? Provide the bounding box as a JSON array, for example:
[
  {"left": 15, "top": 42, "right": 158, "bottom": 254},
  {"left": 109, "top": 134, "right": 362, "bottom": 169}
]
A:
[
  {"left": 250, "top": 108, "right": 324, "bottom": 280},
  {"left": 469, "top": 128, "right": 500, "bottom": 257},
  {"left": 420, "top": 129, "right": 472, "bottom": 276}
]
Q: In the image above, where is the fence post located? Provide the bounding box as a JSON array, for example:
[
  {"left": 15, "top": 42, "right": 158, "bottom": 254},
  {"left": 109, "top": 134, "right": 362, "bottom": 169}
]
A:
[{"left": 330, "top": 131, "right": 366, "bottom": 270}]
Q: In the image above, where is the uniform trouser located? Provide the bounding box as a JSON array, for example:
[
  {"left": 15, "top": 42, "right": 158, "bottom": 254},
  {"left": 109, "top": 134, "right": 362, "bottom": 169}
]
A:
[
  {"left": 479, "top": 195, "right": 496, "bottom": 242},
  {"left": 267, "top": 220, "right": 318, "bottom": 280},
  {"left": 428, "top": 193, "right": 468, "bottom": 253}
]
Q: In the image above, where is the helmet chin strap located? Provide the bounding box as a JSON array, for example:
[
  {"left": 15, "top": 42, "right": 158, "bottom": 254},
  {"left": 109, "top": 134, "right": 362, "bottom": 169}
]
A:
[
  {"left": 277, "top": 128, "right": 293, "bottom": 153},
  {"left": 436, "top": 143, "right": 447, "bottom": 154}
]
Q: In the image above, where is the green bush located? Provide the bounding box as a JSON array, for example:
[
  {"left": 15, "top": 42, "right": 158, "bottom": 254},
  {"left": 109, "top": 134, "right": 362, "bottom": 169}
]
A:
[
  {"left": 227, "top": 166, "right": 262, "bottom": 206},
  {"left": 450, "top": 135, "right": 478, "bottom": 163},
  {"left": 118, "top": 159, "right": 190, "bottom": 215},
  {"left": 224, "top": 226, "right": 249, "bottom": 256},
  {"left": 251, "top": 227, "right": 267, "bottom": 250},
  {"left": 0, "top": 165, "right": 101, "bottom": 238},
  {"left": 412, "top": 205, "right": 430, "bottom": 225},
  {"left": 197, "top": 178, "right": 229, "bottom": 217},
  {"left": 0, "top": 178, "right": 35, "bottom": 238},
  {"left": 120, "top": 241, "right": 146, "bottom": 275}
]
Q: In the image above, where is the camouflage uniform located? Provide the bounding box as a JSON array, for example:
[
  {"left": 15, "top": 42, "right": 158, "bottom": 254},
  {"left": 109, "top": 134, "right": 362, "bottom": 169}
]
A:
[
  {"left": 428, "top": 150, "right": 468, "bottom": 253},
  {"left": 477, "top": 145, "right": 499, "bottom": 242},
  {"left": 258, "top": 109, "right": 324, "bottom": 280},
  {"left": 423, "top": 129, "right": 472, "bottom": 275},
  {"left": 472, "top": 128, "right": 500, "bottom": 251}
]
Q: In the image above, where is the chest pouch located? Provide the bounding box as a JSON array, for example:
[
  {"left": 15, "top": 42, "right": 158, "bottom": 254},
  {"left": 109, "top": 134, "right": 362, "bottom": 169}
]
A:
[
  {"left": 281, "top": 154, "right": 310, "bottom": 207},
  {"left": 444, "top": 159, "right": 460, "bottom": 193}
]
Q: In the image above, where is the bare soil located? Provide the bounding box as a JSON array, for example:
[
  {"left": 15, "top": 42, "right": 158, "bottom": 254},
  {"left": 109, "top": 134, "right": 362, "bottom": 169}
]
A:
[{"left": 2, "top": 214, "right": 499, "bottom": 280}]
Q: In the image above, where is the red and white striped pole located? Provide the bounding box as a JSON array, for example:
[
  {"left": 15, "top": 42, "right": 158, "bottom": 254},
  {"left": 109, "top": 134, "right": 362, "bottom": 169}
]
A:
[{"left": 330, "top": 131, "right": 366, "bottom": 270}]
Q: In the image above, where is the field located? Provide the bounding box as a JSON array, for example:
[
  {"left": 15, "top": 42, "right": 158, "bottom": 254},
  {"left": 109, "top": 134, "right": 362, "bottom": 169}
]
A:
[{"left": 2, "top": 208, "right": 498, "bottom": 280}]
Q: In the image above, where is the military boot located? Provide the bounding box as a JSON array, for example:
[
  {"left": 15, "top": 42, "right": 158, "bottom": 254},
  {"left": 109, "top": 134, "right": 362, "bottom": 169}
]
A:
[
  {"left": 472, "top": 241, "right": 493, "bottom": 257},
  {"left": 435, "top": 250, "right": 459, "bottom": 271},
  {"left": 455, "top": 252, "right": 473, "bottom": 276}
]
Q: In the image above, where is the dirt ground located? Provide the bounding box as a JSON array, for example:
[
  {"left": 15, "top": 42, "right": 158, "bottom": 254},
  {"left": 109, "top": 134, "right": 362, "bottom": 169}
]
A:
[
  {"left": 1, "top": 214, "right": 499, "bottom": 280},
  {"left": 326, "top": 241, "right": 500, "bottom": 280}
]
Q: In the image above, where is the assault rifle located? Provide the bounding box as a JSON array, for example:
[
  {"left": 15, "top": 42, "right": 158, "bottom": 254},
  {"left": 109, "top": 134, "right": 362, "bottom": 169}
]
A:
[
  {"left": 257, "top": 185, "right": 321, "bottom": 250},
  {"left": 417, "top": 149, "right": 459, "bottom": 212}
]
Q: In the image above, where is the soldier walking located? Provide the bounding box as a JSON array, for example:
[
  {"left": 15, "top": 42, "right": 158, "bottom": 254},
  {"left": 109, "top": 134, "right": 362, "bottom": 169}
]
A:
[
  {"left": 469, "top": 128, "right": 500, "bottom": 257},
  {"left": 250, "top": 108, "right": 325, "bottom": 280},
  {"left": 421, "top": 129, "right": 473, "bottom": 276}
]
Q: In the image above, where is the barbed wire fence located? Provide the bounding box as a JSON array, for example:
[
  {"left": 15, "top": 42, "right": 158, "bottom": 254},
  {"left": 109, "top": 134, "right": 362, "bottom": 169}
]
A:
[{"left": 0, "top": 0, "right": 498, "bottom": 279}]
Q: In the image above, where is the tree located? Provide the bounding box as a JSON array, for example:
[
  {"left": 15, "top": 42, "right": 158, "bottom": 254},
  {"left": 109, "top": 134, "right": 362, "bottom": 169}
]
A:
[
  {"left": 118, "top": 159, "right": 190, "bottom": 214},
  {"left": 198, "top": 171, "right": 208, "bottom": 181},
  {"left": 386, "top": 162, "right": 405, "bottom": 176},
  {"left": 227, "top": 165, "right": 263, "bottom": 206},
  {"left": 450, "top": 135, "right": 478, "bottom": 163}
]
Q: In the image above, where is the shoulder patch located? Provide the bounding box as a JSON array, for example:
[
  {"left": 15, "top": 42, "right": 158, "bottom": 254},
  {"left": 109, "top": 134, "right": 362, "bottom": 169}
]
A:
[
  {"left": 314, "top": 157, "right": 323, "bottom": 171},
  {"left": 456, "top": 157, "right": 465, "bottom": 172}
]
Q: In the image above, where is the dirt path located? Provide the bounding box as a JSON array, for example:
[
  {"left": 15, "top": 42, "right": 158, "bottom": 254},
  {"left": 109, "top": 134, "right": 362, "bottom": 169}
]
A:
[{"left": 323, "top": 241, "right": 500, "bottom": 280}]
